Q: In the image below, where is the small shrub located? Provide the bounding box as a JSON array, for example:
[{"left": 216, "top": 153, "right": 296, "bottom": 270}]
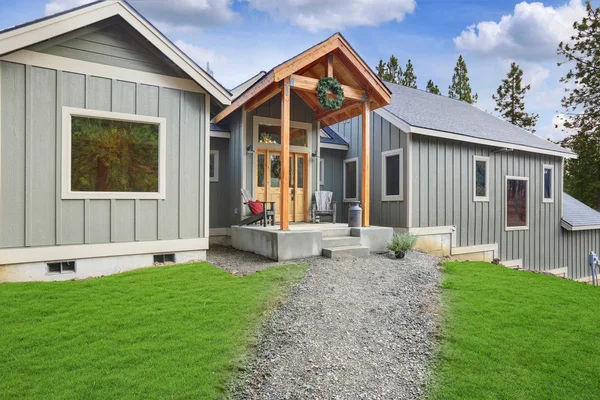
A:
[{"left": 387, "top": 232, "right": 418, "bottom": 254}]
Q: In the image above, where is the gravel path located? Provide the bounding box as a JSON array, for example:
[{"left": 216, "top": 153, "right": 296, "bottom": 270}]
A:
[{"left": 227, "top": 250, "right": 442, "bottom": 400}]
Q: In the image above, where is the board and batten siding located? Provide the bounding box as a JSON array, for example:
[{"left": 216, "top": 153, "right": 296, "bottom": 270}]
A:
[
  {"left": 209, "top": 136, "right": 231, "bottom": 229},
  {"left": 562, "top": 229, "right": 600, "bottom": 280},
  {"left": 331, "top": 112, "right": 409, "bottom": 226},
  {"left": 320, "top": 148, "right": 345, "bottom": 222},
  {"left": 411, "top": 133, "right": 564, "bottom": 271},
  {"left": 0, "top": 61, "right": 208, "bottom": 249}
]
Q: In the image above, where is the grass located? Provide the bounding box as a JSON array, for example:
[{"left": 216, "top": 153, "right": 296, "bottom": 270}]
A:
[
  {"left": 0, "top": 262, "right": 308, "bottom": 399},
  {"left": 430, "top": 262, "right": 600, "bottom": 400}
]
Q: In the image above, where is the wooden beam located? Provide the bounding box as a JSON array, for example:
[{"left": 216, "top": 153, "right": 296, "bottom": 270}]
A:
[
  {"left": 214, "top": 72, "right": 274, "bottom": 123},
  {"left": 280, "top": 77, "right": 291, "bottom": 231},
  {"left": 245, "top": 82, "right": 280, "bottom": 112},
  {"left": 315, "top": 101, "right": 361, "bottom": 122},
  {"left": 290, "top": 74, "right": 364, "bottom": 100},
  {"left": 274, "top": 39, "right": 339, "bottom": 81},
  {"left": 327, "top": 53, "right": 333, "bottom": 77},
  {"left": 361, "top": 100, "right": 370, "bottom": 227}
]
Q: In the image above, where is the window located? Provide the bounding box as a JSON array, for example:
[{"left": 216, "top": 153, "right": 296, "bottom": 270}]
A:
[
  {"left": 154, "top": 253, "right": 175, "bottom": 264},
  {"left": 344, "top": 158, "right": 359, "bottom": 202},
  {"left": 543, "top": 164, "right": 554, "bottom": 203},
  {"left": 506, "top": 176, "right": 529, "bottom": 230},
  {"left": 47, "top": 261, "right": 76, "bottom": 274},
  {"left": 62, "top": 107, "right": 166, "bottom": 199},
  {"left": 319, "top": 158, "right": 325, "bottom": 186},
  {"left": 381, "top": 149, "right": 404, "bottom": 201},
  {"left": 473, "top": 155, "right": 489, "bottom": 202},
  {"left": 258, "top": 124, "right": 308, "bottom": 147},
  {"left": 210, "top": 150, "right": 219, "bottom": 182}
]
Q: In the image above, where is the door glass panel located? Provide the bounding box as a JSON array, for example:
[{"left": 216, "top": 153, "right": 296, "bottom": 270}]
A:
[
  {"left": 297, "top": 157, "right": 304, "bottom": 188},
  {"left": 257, "top": 154, "right": 265, "bottom": 187},
  {"left": 270, "top": 155, "right": 281, "bottom": 188},
  {"left": 289, "top": 156, "right": 294, "bottom": 188}
]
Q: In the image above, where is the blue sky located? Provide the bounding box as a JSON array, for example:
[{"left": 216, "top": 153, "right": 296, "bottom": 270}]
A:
[{"left": 2, "top": 0, "right": 597, "bottom": 141}]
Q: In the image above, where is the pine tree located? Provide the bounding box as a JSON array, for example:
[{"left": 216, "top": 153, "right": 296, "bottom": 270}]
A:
[
  {"left": 401, "top": 59, "right": 417, "bottom": 88},
  {"left": 375, "top": 55, "right": 402, "bottom": 84},
  {"left": 448, "top": 55, "right": 478, "bottom": 104},
  {"left": 558, "top": 1, "right": 600, "bottom": 208},
  {"left": 492, "top": 62, "right": 539, "bottom": 132},
  {"left": 426, "top": 79, "right": 441, "bottom": 94}
]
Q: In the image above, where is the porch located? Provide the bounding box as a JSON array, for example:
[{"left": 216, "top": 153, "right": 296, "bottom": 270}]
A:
[{"left": 230, "top": 223, "right": 393, "bottom": 261}]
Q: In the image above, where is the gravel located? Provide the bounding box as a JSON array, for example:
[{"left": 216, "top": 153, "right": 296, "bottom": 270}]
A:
[{"left": 223, "top": 250, "right": 442, "bottom": 400}]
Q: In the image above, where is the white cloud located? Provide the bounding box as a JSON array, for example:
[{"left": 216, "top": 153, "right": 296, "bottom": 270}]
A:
[
  {"left": 45, "top": 0, "right": 239, "bottom": 29},
  {"left": 175, "top": 40, "right": 227, "bottom": 72},
  {"left": 244, "top": 0, "right": 416, "bottom": 32},
  {"left": 537, "top": 113, "right": 574, "bottom": 142},
  {"left": 453, "top": 0, "right": 586, "bottom": 60}
]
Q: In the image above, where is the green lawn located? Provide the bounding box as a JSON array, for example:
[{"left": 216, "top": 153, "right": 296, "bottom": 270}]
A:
[
  {"left": 430, "top": 262, "right": 600, "bottom": 400},
  {"left": 0, "top": 262, "right": 307, "bottom": 399}
]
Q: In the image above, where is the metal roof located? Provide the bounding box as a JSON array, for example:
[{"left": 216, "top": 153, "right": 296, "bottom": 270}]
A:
[
  {"left": 562, "top": 193, "right": 600, "bottom": 230},
  {"left": 383, "top": 82, "right": 574, "bottom": 156},
  {"left": 320, "top": 126, "right": 349, "bottom": 146}
]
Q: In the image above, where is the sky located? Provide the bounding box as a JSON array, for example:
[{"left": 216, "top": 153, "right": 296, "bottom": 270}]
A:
[{"left": 1, "top": 0, "right": 597, "bottom": 142}]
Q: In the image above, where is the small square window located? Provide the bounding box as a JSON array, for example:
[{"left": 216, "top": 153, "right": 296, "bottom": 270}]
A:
[
  {"left": 210, "top": 150, "right": 219, "bottom": 182},
  {"left": 47, "top": 261, "right": 76, "bottom": 274},
  {"left": 154, "top": 253, "right": 175, "bottom": 264},
  {"left": 473, "top": 156, "right": 489, "bottom": 202},
  {"left": 543, "top": 164, "right": 553, "bottom": 203},
  {"left": 381, "top": 149, "right": 404, "bottom": 201}
]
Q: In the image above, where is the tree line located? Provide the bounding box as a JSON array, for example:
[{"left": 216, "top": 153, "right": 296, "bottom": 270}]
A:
[{"left": 375, "top": 0, "right": 600, "bottom": 209}]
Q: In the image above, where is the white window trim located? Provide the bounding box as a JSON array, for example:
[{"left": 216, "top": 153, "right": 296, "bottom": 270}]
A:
[
  {"left": 473, "top": 155, "right": 490, "bottom": 202},
  {"left": 253, "top": 116, "right": 313, "bottom": 153},
  {"left": 343, "top": 157, "right": 359, "bottom": 202},
  {"left": 505, "top": 175, "right": 529, "bottom": 231},
  {"left": 542, "top": 164, "right": 554, "bottom": 203},
  {"left": 319, "top": 158, "right": 325, "bottom": 186},
  {"left": 61, "top": 107, "right": 167, "bottom": 200},
  {"left": 210, "top": 150, "right": 219, "bottom": 182},
  {"left": 381, "top": 148, "right": 404, "bottom": 202}
]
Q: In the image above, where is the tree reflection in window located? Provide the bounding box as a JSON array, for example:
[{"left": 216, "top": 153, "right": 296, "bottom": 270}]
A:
[{"left": 71, "top": 116, "right": 159, "bottom": 192}]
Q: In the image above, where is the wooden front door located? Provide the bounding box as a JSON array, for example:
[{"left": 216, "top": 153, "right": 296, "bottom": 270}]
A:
[{"left": 256, "top": 150, "right": 308, "bottom": 222}]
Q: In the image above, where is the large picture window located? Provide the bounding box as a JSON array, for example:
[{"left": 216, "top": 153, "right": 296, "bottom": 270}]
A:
[
  {"left": 506, "top": 176, "right": 529, "bottom": 230},
  {"left": 473, "top": 155, "right": 489, "bottom": 202},
  {"left": 381, "top": 149, "right": 403, "bottom": 201},
  {"left": 258, "top": 124, "right": 308, "bottom": 147},
  {"left": 62, "top": 107, "right": 166, "bottom": 199},
  {"left": 344, "top": 158, "right": 359, "bottom": 202},
  {"left": 543, "top": 164, "right": 553, "bottom": 203}
]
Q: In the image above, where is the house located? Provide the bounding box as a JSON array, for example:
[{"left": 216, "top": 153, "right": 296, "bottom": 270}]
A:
[
  {"left": 0, "top": 1, "right": 230, "bottom": 281},
  {"left": 2, "top": 0, "right": 599, "bottom": 283}
]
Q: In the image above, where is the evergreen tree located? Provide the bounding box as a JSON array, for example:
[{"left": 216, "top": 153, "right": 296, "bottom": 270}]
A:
[
  {"left": 401, "top": 59, "right": 417, "bottom": 88},
  {"left": 448, "top": 55, "right": 478, "bottom": 103},
  {"left": 558, "top": 1, "right": 600, "bottom": 208},
  {"left": 376, "top": 55, "right": 402, "bottom": 84},
  {"left": 492, "top": 62, "right": 539, "bottom": 132},
  {"left": 426, "top": 79, "right": 441, "bottom": 94}
]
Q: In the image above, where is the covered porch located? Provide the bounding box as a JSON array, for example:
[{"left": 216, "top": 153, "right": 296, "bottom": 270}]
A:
[{"left": 214, "top": 33, "right": 392, "bottom": 231}]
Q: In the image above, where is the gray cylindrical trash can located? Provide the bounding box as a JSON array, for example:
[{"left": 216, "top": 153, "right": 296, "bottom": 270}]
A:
[{"left": 348, "top": 202, "right": 362, "bottom": 227}]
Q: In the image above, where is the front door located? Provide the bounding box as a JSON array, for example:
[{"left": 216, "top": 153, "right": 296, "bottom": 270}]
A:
[{"left": 256, "top": 150, "right": 307, "bottom": 222}]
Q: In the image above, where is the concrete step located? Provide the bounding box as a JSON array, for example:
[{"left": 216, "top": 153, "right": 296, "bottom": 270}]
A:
[
  {"left": 322, "top": 236, "right": 362, "bottom": 247},
  {"left": 322, "top": 245, "right": 369, "bottom": 259},
  {"left": 321, "top": 228, "right": 352, "bottom": 238}
]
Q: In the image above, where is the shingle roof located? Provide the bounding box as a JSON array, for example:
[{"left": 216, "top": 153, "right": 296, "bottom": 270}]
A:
[
  {"left": 562, "top": 193, "right": 600, "bottom": 229},
  {"left": 383, "top": 82, "right": 574, "bottom": 156},
  {"left": 320, "top": 126, "right": 349, "bottom": 147}
]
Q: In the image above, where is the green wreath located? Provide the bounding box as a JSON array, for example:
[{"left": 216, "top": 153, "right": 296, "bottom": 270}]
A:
[{"left": 317, "top": 77, "right": 345, "bottom": 110}]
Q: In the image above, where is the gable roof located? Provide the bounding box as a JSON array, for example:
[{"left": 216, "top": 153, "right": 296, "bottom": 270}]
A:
[
  {"left": 377, "top": 82, "right": 575, "bottom": 159},
  {"left": 231, "top": 71, "right": 267, "bottom": 100},
  {"left": 0, "top": 0, "right": 231, "bottom": 105},
  {"left": 214, "top": 32, "right": 392, "bottom": 124},
  {"left": 320, "top": 126, "right": 349, "bottom": 147},
  {"left": 562, "top": 193, "right": 600, "bottom": 231}
]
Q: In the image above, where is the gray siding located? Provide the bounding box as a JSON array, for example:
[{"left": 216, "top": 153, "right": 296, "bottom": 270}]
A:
[
  {"left": 209, "top": 137, "right": 231, "bottom": 228},
  {"left": 562, "top": 230, "right": 600, "bottom": 280},
  {"left": 0, "top": 61, "right": 207, "bottom": 249},
  {"left": 331, "top": 112, "right": 409, "bottom": 227},
  {"left": 320, "top": 148, "right": 346, "bottom": 222},
  {"left": 411, "top": 134, "right": 564, "bottom": 271},
  {"left": 33, "top": 19, "right": 184, "bottom": 77}
]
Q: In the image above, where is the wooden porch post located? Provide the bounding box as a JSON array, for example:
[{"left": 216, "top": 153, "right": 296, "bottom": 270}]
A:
[
  {"left": 361, "top": 100, "right": 370, "bottom": 227},
  {"left": 280, "top": 77, "right": 291, "bottom": 231}
]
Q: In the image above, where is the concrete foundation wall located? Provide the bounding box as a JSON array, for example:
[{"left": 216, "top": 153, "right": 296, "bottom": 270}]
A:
[{"left": 0, "top": 250, "right": 206, "bottom": 282}]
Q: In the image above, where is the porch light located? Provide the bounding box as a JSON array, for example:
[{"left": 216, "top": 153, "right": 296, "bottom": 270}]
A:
[
  {"left": 246, "top": 145, "right": 255, "bottom": 154},
  {"left": 312, "top": 151, "right": 320, "bottom": 159}
]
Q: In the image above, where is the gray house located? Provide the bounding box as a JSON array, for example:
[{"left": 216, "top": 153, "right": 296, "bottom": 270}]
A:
[
  {"left": 2, "top": 0, "right": 600, "bottom": 283},
  {"left": 0, "top": 1, "right": 230, "bottom": 281}
]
